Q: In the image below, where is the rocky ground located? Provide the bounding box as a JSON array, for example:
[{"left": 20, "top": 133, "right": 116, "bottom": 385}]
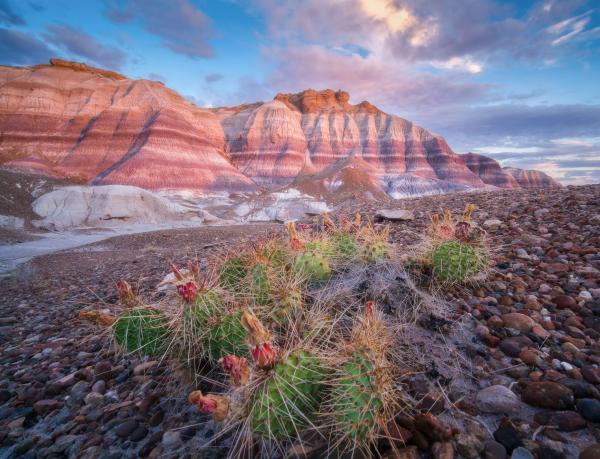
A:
[{"left": 1, "top": 185, "right": 599, "bottom": 459}]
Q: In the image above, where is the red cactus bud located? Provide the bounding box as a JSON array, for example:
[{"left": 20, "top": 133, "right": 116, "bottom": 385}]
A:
[
  {"left": 438, "top": 224, "right": 454, "bottom": 240},
  {"left": 116, "top": 280, "right": 137, "bottom": 308},
  {"left": 365, "top": 301, "right": 375, "bottom": 318},
  {"left": 170, "top": 262, "right": 184, "bottom": 281},
  {"left": 221, "top": 355, "right": 250, "bottom": 386},
  {"left": 241, "top": 311, "right": 271, "bottom": 345},
  {"left": 189, "top": 391, "right": 229, "bottom": 421},
  {"left": 250, "top": 342, "right": 276, "bottom": 370},
  {"left": 187, "top": 260, "right": 200, "bottom": 278},
  {"left": 297, "top": 222, "right": 309, "bottom": 231},
  {"left": 177, "top": 281, "right": 198, "bottom": 303}
]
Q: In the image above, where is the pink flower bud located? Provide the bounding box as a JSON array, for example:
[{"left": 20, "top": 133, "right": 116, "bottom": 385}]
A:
[
  {"left": 251, "top": 342, "right": 276, "bottom": 370},
  {"left": 177, "top": 281, "right": 198, "bottom": 303},
  {"left": 221, "top": 355, "right": 250, "bottom": 386}
]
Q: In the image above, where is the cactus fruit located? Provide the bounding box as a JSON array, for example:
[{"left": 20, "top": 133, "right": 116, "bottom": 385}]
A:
[
  {"left": 189, "top": 391, "right": 230, "bottom": 422},
  {"left": 363, "top": 240, "right": 390, "bottom": 263},
  {"left": 294, "top": 251, "right": 331, "bottom": 282},
  {"left": 431, "top": 240, "right": 485, "bottom": 282},
  {"left": 332, "top": 233, "right": 359, "bottom": 263},
  {"left": 250, "top": 350, "right": 325, "bottom": 440},
  {"left": 113, "top": 307, "right": 170, "bottom": 356},
  {"left": 220, "top": 257, "right": 249, "bottom": 291},
  {"left": 331, "top": 350, "right": 384, "bottom": 443}
]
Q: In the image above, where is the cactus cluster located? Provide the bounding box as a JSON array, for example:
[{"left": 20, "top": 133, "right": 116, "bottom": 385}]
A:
[
  {"left": 102, "top": 209, "right": 491, "bottom": 457},
  {"left": 425, "top": 204, "right": 488, "bottom": 283}
]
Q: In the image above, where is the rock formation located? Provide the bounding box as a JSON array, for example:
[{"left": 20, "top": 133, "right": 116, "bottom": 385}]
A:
[
  {"left": 0, "top": 60, "right": 560, "bottom": 196},
  {"left": 503, "top": 167, "right": 561, "bottom": 188}
]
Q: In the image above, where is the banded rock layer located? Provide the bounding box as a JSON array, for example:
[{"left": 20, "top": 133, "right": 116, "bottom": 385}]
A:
[
  {"left": 463, "top": 153, "right": 561, "bottom": 189},
  {"left": 0, "top": 60, "right": 559, "bottom": 195}
]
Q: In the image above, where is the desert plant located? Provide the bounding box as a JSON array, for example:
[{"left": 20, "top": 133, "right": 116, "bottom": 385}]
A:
[
  {"left": 220, "top": 256, "right": 249, "bottom": 292},
  {"left": 112, "top": 307, "right": 171, "bottom": 356},
  {"left": 294, "top": 250, "right": 331, "bottom": 282},
  {"left": 325, "top": 302, "right": 398, "bottom": 453},
  {"left": 430, "top": 240, "right": 486, "bottom": 282}
]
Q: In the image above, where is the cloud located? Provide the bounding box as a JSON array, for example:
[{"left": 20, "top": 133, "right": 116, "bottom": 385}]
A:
[
  {"left": 0, "top": 28, "right": 52, "bottom": 65},
  {"left": 430, "top": 56, "right": 483, "bottom": 74},
  {"left": 104, "top": 0, "right": 215, "bottom": 58},
  {"left": 43, "top": 24, "right": 127, "bottom": 69},
  {"left": 262, "top": 45, "right": 492, "bottom": 111},
  {"left": 205, "top": 73, "right": 224, "bottom": 83},
  {"left": 0, "top": 0, "right": 25, "bottom": 26}
]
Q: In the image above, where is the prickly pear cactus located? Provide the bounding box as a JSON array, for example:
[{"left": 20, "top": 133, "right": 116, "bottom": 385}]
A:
[
  {"left": 332, "top": 233, "right": 359, "bottom": 263},
  {"left": 220, "top": 257, "right": 249, "bottom": 291},
  {"left": 331, "top": 350, "right": 384, "bottom": 443},
  {"left": 305, "top": 239, "right": 334, "bottom": 258},
  {"left": 431, "top": 240, "right": 485, "bottom": 282},
  {"left": 294, "top": 251, "right": 331, "bottom": 282},
  {"left": 113, "top": 307, "right": 170, "bottom": 356},
  {"left": 182, "top": 291, "right": 248, "bottom": 361},
  {"left": 363, "top": 241, "right": 390, "bottom": 263},
  {"left": 271, "top": 288, "right": 303, "bottom": 329},
  {"left": 251, "top": 350, "right": 325, "bottom": 439},
  {"left": 251, "top": 262, "right": 271, "bottom": 306},
  {"left": 260, "top": 241, "right": 289, "bottom": 269},
  {"left": 205, "top": 310, "right": 249, "bottom": 361}
]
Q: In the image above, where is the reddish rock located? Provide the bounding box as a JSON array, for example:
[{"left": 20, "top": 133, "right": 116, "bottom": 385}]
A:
[
  {"left": 554, "top": 295, "right": 577, "bottom": 309},
  {"left": 502, "top": 313, "right": 536, "bottom": 332},
  {"left": 462, "top": 153, "right": 519, "bottom": 189},
  {"left": 581, "top": 366, "right": 600, "bottom": 385},
  {"left": 0, "top": 60, "right": 560, "bottom": 195},
  {"left": 533, "top": 411, "right": 587, "bottom": 431},
  {"left": 414, "top": 413, "right": 453, "bottom": 442},
  {"left": 521, "top": 382, "right": 574, "bottom": 410},
  {"left": 502, "top": 167, "right": 561, "bottom": 188}
]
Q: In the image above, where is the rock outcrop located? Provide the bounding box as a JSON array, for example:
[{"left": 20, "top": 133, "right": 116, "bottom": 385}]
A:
[
  {"left": 503, "top": 167, "right": 561, "bottom": 188},
  {"left": 0, "top": 60, "right": 560, "bottom": 195},
  {"left": 0, "top": 60, "right": 256, "bottom": 192},
  {"left": 463, "top": 153, "right": 560, "bottom": 189}
]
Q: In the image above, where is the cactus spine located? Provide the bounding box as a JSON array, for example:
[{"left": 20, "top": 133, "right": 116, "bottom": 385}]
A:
[
  {"left": 431, "top": 240, "right": 485, "bottom": 282},
  {"left": 113, "top": 307, "right": 170, "bottom": 356}
]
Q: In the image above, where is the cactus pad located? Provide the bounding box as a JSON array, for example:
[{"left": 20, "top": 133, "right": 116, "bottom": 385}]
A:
[
  {"left": 331, "top": 351, "right": 384, "bottom": 443},
  {"left": 294, "top": 251, "right": 331, "bottom": 282},
  {"left": 431, "top": 240, "right": 485, "bottom": 282},
  {"left": 220, "top": 257, "right": 249, "bottom": 291},
  {"left": 252, "top": 262, "right": 271, "bottom": 306},
  {"left": 251, "top": 350, "right": 325, "bottom": 439},
  {"left": 113, "top": 307, "right": 170, "bottom": 356},
  {"left": 332, "top": 233, "right": 359, "bottom": 263},
  {"left": 363, "top": 241, "right": 390, "bottom": 262},
  {"left": 205, "top": 310, "right": 249, "bottom": 361}
]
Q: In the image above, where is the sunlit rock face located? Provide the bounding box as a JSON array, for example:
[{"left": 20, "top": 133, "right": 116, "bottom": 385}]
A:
[
  {"left": 462, "top": 153, "right": 521, "bottom": 189},
  {"left": 503, "top": 167, "right": 562, "bottom": 188},
  {"left": 0, "top": 61, "right": 559, "bottom": 195},
  {"left": 0, "top": 59, "right": 257, "bottom": 192},
  {"left": 219, "top": 89, "right": 485, "bottom": 189}
]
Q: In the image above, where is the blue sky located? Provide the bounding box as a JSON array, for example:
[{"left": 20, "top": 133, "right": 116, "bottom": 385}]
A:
[{"left": 1, "top": 0, "right": 599, "bottom": 184}]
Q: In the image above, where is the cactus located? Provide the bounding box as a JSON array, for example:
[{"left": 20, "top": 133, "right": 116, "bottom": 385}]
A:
[
  {"left": 363, "top": 240, "right": 390, "bottom": 262},
  {"left": 220, "top": 256, "right": 249, "bottom": 291},
  {"left": 305, "top": 239, "right": 334, "bottom": 258},
  {"left": 271, "top": 287, "right": 303, "bottom": 329},
  {"left": 205, "top": 310, "right": 249, "bottom": 361},
  {"left": 331, "top": 350, "right": 384, "bottom": 443},
  {"left": 332, "top": 233, "right": 359, "bottom": 263},
  {"left": 251, "top": 261, "right": 271, "bottom": 306},
  {"left": 260, "top": 240, "right": 289, "bottom": 270},
  {"left": 294, "top": 250, "right": 331, "bottom": 282},
  {"left": 179, "top": 284, "right": 248, "bottom": 361},
  {"left": 250, "top": 350, "right": 325, "bottom": 440},
  {"left": 113, "top": 307, "right": 170, "bottom": 356},
  {"left": 431, "top": 240, "right": 485, "bottom": 282}
]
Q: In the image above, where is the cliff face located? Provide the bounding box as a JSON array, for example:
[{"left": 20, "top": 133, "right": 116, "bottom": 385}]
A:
[
  {"left": 503, "top": 167, "right": 562, "bottom": 188},
  {"left": 216, "top": 89, "right": 485, "bottom": 189},
  {"left": 0, "top": 60, "right": 256, "bottom": 192},
  {"left": 462, "top": 152, "right": 520, "bottom": 188},
  {"left": 0, "top": 60, "right": 560, "bottom": 195}
]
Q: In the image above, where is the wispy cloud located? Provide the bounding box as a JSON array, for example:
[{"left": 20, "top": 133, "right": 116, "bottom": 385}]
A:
[
  {"left": 104, "top": 0, "right": 216, "bottom": 58},
  {"left": 43, "top": 23, "right": 127, "bottom": 69}
]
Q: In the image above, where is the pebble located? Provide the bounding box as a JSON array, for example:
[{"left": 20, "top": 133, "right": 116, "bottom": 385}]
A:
[
  {"left": 476, "top": 385, "right": 520, "bottom": 414},
  {"left": 580, "top": 444, "right": 600, "bottom": 459},
  {"left": 521, "top": 382, "right": 574, "bottom": 410},
  {"left": 484, "top": 440, "right": 507, "bottom": 459},
  {"left": 162, "top": 429, "right": 182, "bottom": 450},
  {"left": 576, "top": 398, "right": 600, "bottom": 423}
]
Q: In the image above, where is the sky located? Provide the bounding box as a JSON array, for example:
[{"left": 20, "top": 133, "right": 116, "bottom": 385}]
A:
[{"left": 1, "top": 0, "right": 599, "bottom": 184}]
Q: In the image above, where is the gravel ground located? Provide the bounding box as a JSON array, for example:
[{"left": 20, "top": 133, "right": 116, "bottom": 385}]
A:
[{"left": 1, "top": 185, "right": 599, "bottom": 458}]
